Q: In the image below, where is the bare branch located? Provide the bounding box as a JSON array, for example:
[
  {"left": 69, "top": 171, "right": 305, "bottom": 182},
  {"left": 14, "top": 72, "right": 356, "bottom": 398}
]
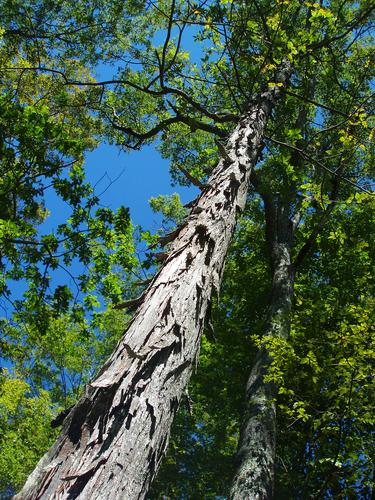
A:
[
  {"left": 265, "top": 135, "right": 373, "bottom": 194},
  {"left": 285, "top": 89, "right": 349, "bottom": 118},
  {"left": 160, "top": 0, "right": 176, "bottom": 85}
]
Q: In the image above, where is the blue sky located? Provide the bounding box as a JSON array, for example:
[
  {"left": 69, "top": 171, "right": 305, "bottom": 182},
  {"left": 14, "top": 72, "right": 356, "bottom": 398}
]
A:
[
  {"left": 84, "top": 143, "right": 197, "bottom": 231},
  {"left": 40, "top": 142, "right": 197, "bottom": 233}
]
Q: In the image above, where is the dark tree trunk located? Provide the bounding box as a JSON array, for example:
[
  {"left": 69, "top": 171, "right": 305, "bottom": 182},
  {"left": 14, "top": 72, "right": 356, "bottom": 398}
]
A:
[
  {"left": 230, "top": 193, "right": 295, "bottom": 500},
  {"left": 15, "top": 65, "right": 290, "bottom": 500}
]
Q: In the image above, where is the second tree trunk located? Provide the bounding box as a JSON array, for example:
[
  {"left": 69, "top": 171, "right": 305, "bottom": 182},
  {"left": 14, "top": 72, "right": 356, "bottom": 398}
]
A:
[{"left": 230, "top": 193, "right": 295, "bottom": 499}]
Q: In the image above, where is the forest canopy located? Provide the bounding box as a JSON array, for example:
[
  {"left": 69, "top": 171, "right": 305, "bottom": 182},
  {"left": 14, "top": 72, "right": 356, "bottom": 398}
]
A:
[{"left": 0, "top": 0, "right": 374, "bottom": 498}]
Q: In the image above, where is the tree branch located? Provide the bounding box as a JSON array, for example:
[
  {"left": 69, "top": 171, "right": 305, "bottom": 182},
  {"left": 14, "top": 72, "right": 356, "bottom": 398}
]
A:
[
  {"left": 293, "top": 176, "right": 340, "bottom": 270},
  {"left": 310, "top": 5, "right": 375, "bottom": 50},
  {"left": 109, "top": 115, "right": 181, "bottom": 143},
  {"left": 175, "top": 165, "right": 205, "bottom": 189},
  {"left": 2, "top": 65, "right": 238, "bottom": 124}
]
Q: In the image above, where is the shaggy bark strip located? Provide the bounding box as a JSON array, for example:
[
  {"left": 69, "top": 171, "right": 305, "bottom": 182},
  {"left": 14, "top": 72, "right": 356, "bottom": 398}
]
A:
[
  {"left": 16, "top": 65, "right": 290, "bottom": 500},
  {"left": 230, "top": 194, "right": 295, "bottom": 500}
]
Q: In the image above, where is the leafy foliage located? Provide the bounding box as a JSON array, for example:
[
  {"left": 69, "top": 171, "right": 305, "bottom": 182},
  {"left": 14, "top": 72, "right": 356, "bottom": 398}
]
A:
[
  {"left": 0, "top": 18, "right": 138, "bottom": 354},
  {"left": 151, "top": 192, "right": 374, "bottom": 498},
  {"left": 0, "top": 371, "right": 58, "bottom": 497}
]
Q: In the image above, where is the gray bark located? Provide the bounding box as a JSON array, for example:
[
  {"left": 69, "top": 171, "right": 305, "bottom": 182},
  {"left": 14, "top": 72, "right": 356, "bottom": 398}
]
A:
[
  {"left": 15, "top": 65, "right": 290, "bottom": 500},
  {"left": 230, "top": 193, "right": 295, "bottom": 500}
]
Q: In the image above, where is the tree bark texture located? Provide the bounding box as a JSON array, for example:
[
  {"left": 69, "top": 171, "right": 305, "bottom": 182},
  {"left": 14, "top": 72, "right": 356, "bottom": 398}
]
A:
[
  {"left": 15, "top": 65, "right": 290, "bottom": 500},
  {"left": 230, "top": 194, "right": 295, "bottom": 500}
]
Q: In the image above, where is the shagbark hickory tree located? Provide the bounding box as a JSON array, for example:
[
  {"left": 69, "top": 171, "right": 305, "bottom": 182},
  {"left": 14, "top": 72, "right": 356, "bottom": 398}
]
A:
[{"left": 4, "top": 0, "right": 373, "bottom": 498}]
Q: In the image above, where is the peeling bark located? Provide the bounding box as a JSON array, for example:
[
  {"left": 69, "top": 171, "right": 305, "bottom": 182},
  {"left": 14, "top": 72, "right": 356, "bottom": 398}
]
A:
[
  {"left": 230, "top": 194, "right": 295, "bottom": 500},
  {"left": 15, "top": 65, "right": 290, "bottom": 500}
]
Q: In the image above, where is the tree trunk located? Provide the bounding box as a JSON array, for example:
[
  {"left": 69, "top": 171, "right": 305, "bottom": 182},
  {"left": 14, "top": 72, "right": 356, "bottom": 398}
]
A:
[
  {"left": 230, "top": 194, "right": 295, "bottom": 500},
  {"left": 15, "top": 65, "right": 290, "bottom": 500}
]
